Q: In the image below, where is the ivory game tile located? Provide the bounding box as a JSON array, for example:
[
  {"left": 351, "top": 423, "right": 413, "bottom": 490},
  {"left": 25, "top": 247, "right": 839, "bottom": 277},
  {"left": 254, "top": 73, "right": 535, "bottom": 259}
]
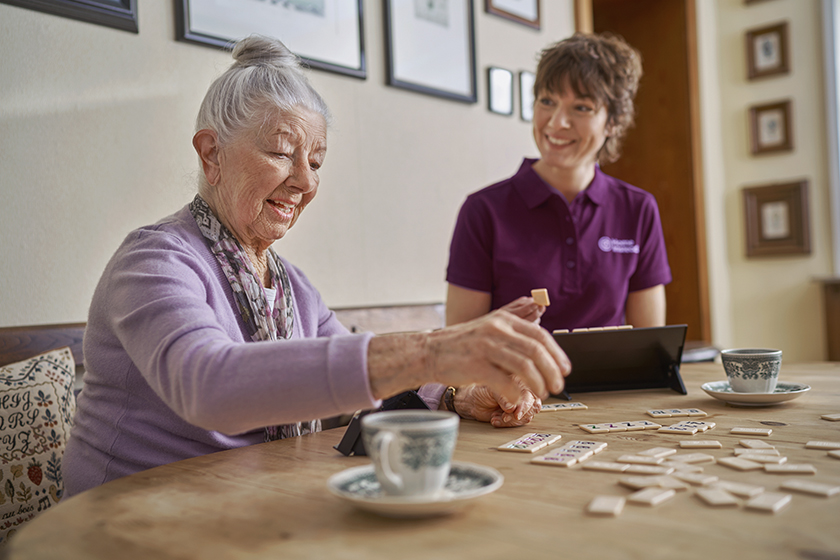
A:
[
  {"left": 638, "top": 447, "right": 678, "bottom": 458},
  {"left": 617, "top": 454, "right": 664, "bottom": 465},
  {"left": 745, "top": 492, "right": 792, "bottom": 513},
  {"left": 582, "top": 461, "right": 630, "bottom": 473},
  {"left": 624, "top": 465, "right": 675, "bottom": 475},
  {"left": 738, "top": 454, "right": 787, "bottom": 465},
  {"left": 668, "top": 453, "right": 716, "bottom": 464},
  {"left": 586, "top": 495, "right": 625, "bottom": 516},
  {"left": 680, "top": 440, "right": 722, "bottom": 449},
  {"left": 804, "top": 441, "right": 840, "bottom": 450},
  {"left": 731, "top": 427, "right": 772, "bottom": 437},
  {"left": 740, "top": 439, "right": 775, "bottom": 449},
  {"left": 734, "top": 448, "right": 779, "bottom": 456},
  {"left": 764, "top": 463, "right": 817, "bottom": 475},
  {"left": 779, "top": 479, "right": 840, "bottom": 497},
  {"left": 696, "top": 487, "right": 740, "bottom": 507},
  {"left": 712, "top": 480, "right": 765, "bottom": 498},
  {"left": 717, "top": 457, "right": 763, "bottom": 471},
  {"left": 627, "top": 487, "right": 677, "bottom": 506},
  {"left": 671, "top": 472, "right": 719, "bottom": 486}
]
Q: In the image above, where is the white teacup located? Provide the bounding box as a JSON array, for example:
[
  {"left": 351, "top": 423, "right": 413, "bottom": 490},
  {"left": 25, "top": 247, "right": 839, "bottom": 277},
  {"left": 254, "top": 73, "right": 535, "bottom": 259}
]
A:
[
  {"left": 361, "top": 410, "right": 459, "bottom": 498},
  {"left": 720, "top": 348, "right": 783, "bottom": 393}
]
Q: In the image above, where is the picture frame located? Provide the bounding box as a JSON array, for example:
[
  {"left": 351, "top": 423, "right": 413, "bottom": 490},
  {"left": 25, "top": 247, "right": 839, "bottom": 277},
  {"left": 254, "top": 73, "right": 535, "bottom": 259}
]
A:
[
  {"left": 746, "top": 21, "right": 789, "bottom": 80},
  {"left": 487, "top": 67, "right": 513, "bottom": 116},
  {"left": 485, "top": 0, "right": 540, "bottom": 29},
  {"left": 0, "top": 0, "right": 138, "bottom": 33},
  {"left": 749, "top": 100, "right": 793, "bottom": 155},
  {"left": 384, "top": 0, "right": 477, "bottom": 103},
  {"left": 176, "top": 0, "right": 366, "bottom": 80},
  {"left": 519, "top": 70, "right": 535, "bottom": 122},
  {"left": 742, "top": 180, "right": 811, "bottom": 257}
]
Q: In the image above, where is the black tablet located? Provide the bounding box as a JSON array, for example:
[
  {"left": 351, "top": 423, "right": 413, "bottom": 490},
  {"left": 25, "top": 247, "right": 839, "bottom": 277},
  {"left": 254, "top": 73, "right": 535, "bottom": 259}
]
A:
[{"left": 552, "top": 325, "right": 688, "bottom": 395}]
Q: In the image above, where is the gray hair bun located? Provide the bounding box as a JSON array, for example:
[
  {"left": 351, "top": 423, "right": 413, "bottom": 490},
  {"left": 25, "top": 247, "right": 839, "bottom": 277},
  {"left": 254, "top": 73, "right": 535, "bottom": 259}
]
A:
[
  {"left": 231, "top": 35, "right": 302, "bottom": 70},
  {"left": 195, "top": 34, "right": 330, "bottom": 144}
]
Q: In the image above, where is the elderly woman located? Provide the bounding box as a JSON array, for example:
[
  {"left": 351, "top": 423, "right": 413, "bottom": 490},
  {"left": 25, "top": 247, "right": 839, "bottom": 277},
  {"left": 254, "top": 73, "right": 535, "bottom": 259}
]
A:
[
  {"left": 446, "top": 33, "right": 672, "bottom": 332},
  {"left": 63, "top": 36, "right": 570, "bottom": 496}
]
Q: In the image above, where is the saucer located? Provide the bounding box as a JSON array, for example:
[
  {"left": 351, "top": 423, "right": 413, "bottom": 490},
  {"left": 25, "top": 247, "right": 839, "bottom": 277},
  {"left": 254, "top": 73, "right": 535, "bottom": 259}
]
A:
[
  {"left": 327, "top": 461, "right": 503, "bottom": 518},
  {"left": 701, "top": 380, "right": 811, "bottom": 406}
]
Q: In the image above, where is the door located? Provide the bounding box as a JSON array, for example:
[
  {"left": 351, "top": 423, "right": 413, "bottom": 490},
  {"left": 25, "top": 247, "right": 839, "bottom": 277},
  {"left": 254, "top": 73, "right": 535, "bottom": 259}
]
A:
[{"left": 583, "top": 0, "right": 710, "bottom": 343}]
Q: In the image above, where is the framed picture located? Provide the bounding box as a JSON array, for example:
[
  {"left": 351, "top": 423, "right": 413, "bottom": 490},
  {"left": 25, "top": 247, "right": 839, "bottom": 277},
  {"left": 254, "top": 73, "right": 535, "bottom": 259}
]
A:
[
  {"left": 488, "top": 67, "right": 513, "bottom": 115},
  {"left": 485, "top": 0, "right": 540, "bottom": 29},
  {"left": 746, "top": 21, "right": 789, "bottom": 80},
  {"left": 742, "top": 180, "right": 810, "bottom": 257},
  {"left": 0, "top": 0, "right": 137, "bottom": 33},
  {"left": 384, "top": 0, "right": 477, "bottom": 103},
  {"left": 749, "top": 100, "right": 793, "bottom": 155},
  {"left": 519, "top": 70, "right": 535, "bottom": 122},
  {"left": 176, "top": 0, "right": 365, "bottom": 79}
]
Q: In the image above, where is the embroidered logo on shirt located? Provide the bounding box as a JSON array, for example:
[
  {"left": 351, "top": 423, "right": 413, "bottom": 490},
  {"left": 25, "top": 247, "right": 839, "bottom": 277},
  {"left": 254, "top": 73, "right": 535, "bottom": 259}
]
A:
[{"left": 598, "top": 236, "right": 639, "bottom": 254}]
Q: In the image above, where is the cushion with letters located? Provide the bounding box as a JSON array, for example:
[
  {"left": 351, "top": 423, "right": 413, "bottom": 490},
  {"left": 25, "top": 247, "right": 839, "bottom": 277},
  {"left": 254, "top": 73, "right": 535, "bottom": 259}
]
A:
[{"left": 0, "top": 347, "right": 76, "bottom": 544}]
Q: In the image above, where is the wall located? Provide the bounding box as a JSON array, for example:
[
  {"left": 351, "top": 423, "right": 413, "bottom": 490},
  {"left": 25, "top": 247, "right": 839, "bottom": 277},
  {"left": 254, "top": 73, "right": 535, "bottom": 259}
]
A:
[
  {"left": 696, "top": 0, "right": 834, "bottom": 362},
  {"left": 0, "top": 0, "right": 575, "bottom": 325},
  {"left": 1, "top": 0, "right": 836, "bottom": 363}
]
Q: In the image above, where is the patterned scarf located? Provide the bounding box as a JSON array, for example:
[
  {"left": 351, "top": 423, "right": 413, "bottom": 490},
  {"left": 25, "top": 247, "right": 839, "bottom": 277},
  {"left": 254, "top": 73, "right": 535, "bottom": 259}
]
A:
[{"left": 190, "top": 195, "right": 320, "bottom": 441}]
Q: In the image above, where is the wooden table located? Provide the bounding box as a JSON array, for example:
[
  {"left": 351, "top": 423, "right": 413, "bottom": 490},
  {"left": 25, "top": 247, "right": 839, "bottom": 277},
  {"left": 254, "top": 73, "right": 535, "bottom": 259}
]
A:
[{"left": 7, "top": 363, "right": 840, "bottom": 559}]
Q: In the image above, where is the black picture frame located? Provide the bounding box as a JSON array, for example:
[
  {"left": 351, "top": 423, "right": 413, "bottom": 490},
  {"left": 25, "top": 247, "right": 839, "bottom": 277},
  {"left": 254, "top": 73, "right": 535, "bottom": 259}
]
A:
[
  {"left": 175, "top": 0, "right": 366, "bottom": 80},
  {"left": 0, "top": 0, "right": 138, "bottom": 33},
  {"left": 384, "top": 0, "right": 477, "bottom": 103},
  {"left": 519, "top": 70, "right": 535, "bottom": 122},
  {"left": 487, "top": 67, "right": 513, "bottom": 116}
]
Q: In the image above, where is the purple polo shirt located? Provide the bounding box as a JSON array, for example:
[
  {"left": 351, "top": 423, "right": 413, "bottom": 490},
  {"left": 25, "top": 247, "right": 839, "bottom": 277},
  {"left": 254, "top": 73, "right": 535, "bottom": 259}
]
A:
[{"left": 446, "top": 159, "right": 671, "bottom": 332}]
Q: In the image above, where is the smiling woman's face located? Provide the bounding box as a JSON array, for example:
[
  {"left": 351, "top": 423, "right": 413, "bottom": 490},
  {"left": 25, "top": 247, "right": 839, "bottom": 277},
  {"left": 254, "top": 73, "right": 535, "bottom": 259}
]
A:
[{"left": 206, "top": 107, "right": 327, "bottom": 254}]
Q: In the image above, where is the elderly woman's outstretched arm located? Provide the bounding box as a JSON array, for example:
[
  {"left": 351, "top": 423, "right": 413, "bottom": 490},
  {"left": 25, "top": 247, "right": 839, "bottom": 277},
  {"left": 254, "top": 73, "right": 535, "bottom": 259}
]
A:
[{"left": 368, "top": 311, "right": 568, "bottom": 407}]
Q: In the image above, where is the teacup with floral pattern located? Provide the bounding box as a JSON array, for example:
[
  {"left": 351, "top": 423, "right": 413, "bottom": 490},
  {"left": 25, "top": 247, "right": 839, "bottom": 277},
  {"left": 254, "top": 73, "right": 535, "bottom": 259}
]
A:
[{"left": 721, "top": 348, "right": 782, "bottom": 393}]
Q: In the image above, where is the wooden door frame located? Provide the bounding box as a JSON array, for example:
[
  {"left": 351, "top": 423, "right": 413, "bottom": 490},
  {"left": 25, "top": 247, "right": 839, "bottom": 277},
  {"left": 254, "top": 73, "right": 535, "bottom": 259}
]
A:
[{"left": 573, "top": 0, "right": 711, "bottom": 343}]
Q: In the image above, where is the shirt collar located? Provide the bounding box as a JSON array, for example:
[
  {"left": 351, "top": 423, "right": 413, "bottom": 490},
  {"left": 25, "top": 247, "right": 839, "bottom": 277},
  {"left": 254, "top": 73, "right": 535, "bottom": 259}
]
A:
[{"left": 513, "top": 159, "right": 608, "bottom": 209}]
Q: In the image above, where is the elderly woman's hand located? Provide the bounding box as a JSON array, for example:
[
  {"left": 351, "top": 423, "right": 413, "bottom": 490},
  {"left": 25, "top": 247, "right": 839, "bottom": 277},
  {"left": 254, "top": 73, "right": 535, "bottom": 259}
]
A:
[
  {"left": 453, "top": 384, "right": 541, "bottom": 427},
  {"left": 499, "top": 296, "right": 546, "bottom": 324},
  {"left": 368, "top": 309, "right": 571, "bottom": 408}
]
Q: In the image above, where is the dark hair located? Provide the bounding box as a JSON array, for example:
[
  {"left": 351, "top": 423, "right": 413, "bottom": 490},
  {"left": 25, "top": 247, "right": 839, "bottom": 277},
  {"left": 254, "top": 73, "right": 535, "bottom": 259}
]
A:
[{"left": 534, "top": 33, "right": 642, "bottom": 164}]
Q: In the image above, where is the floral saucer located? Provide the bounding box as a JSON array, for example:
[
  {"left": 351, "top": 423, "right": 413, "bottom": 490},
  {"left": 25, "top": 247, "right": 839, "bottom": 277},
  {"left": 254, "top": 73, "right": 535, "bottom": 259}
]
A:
[
  {"left": 701, "top": 380, "right": 810, "bottom": 406},
  {"left": 327, "top": 461, "right": 503, "bottom": 518}
]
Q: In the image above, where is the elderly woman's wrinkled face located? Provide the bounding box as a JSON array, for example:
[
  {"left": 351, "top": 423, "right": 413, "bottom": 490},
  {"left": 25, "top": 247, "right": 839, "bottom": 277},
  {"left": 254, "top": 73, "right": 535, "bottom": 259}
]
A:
[{"left": 212, "top": 108, "right": 327, "bottom": 252}]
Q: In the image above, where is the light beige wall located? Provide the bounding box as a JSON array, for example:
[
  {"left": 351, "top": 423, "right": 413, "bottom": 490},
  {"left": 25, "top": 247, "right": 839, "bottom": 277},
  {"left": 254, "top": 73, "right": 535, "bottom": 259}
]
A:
[
  {"left": 0, "top": 1, "right": 575, "bottom": 326},
  {"left": 697, "top": 0, "right": 834, "bottom": 362},
  {"left": 3, "top": 0, "right": 835, "bottom": 363}
]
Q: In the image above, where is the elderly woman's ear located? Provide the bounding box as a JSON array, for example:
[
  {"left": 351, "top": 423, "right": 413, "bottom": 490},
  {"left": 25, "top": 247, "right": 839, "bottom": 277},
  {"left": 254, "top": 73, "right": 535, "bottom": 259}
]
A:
[{"left": 193, "top": 129, "right": 221, "bottom": 186}]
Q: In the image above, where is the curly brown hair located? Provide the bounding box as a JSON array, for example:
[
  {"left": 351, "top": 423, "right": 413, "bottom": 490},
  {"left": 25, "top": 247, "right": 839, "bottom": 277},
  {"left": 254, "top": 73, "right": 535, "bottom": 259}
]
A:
[{"left": 534, "top": 33, "right": 642, "bottom": 164}]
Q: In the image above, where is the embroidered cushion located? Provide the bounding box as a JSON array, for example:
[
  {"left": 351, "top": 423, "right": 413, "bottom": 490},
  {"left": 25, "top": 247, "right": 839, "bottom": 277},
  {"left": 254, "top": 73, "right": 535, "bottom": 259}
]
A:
[{"left": 0, "top": 347, "right": 76, "bottom": 544}]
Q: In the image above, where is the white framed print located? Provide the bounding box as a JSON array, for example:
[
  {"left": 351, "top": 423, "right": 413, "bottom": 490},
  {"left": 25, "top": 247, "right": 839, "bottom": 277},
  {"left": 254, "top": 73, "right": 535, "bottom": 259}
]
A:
[
  {"left": 176, "top": 0, "right": 366, "bottom": 79},
  {"left": 384, "top": 0, "right": 477, "bottom": 103},
  {"left": 749, "top": 100, "right": 793, "bottom": 155},
  {"left": 519, "top": 70, "right": 535, "bottom": 121},
  {"left": 746, "top": 21, "right": 789, "bottom": 80},
  {"left": 488, "top": 67, "right": 513, "bottom": 115}
]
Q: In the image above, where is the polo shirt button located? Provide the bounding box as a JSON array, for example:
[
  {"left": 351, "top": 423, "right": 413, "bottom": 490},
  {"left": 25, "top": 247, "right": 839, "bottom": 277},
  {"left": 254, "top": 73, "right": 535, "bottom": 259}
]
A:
[
  {"left": 566, "top": 261, "right": 576, "bottom": 269},
  {"left": 566, "top": 237, "right": 574, "bottom": 245}
]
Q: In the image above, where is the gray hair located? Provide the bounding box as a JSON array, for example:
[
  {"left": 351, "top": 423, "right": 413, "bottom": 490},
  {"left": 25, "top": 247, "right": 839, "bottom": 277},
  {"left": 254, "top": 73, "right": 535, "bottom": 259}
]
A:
[{"left": 195, "top": 35, "right": 331, "bottom": 145}]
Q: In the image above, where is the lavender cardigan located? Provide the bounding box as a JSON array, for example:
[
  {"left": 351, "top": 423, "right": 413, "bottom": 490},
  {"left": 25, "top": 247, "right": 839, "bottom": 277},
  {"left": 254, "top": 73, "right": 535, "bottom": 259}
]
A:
[{"left": 64, "top": 205, "right": 388, "bottom": 496}]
